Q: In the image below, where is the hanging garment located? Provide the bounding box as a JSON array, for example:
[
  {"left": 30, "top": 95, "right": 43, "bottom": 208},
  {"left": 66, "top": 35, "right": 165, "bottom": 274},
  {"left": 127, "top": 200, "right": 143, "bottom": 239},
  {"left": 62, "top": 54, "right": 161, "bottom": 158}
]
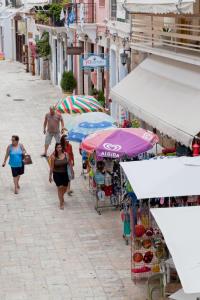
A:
[
  {"left": 94, "top": 171, "right": 105, "bottom": 185},
  {"left": 67, "top": 8, "right": 75, "bottom": 26},
  {"left": 124, "top": 210, "right": 131, "bottom": 236},
  {"left": 80, "top": 3, "right": 84, "bottom": 29},
  {"left": 60, "top": 8, "right": 65, "bottom": 21},
  {"left": 103, "top": 185, "right": 113, "bottom": 197},
  {"left": 111, "top": 195, "right": 118, "bottom": 206},
  {"left": 97, "top": 190, "right": 105, "bottom": 201},
  {"left": 104, "top": 172, "right": 112, "bottom": 186}
]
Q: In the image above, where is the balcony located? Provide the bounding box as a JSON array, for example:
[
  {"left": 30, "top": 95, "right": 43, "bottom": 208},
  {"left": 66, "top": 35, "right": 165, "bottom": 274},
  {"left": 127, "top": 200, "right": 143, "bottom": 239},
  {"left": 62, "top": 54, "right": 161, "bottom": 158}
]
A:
[
  {"left": 34, "top": 4, "right": 65, "bottom": 28},
  {"left": 35, "top": 2, "right": 96, "bottom": 30},
  {"left": 131, "top": 15, "right": 200, "bottom": 65},
  {"left": 110, "top": 3, "right": 129, "bottom": 23},
  {"left": 65, "top": 2, "right": 96, "bottom": 24}
]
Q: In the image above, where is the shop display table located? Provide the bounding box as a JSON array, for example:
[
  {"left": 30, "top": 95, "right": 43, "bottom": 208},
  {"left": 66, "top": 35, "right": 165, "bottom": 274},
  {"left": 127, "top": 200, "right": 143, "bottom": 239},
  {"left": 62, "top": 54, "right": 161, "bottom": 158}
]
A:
[{"left": 169, "top": 289, "right": 200, "bottom": 300}]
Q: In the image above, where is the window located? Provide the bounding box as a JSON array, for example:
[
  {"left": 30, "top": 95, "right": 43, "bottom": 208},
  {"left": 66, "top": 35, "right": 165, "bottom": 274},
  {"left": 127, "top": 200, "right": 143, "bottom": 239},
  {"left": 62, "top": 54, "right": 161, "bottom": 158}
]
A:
[
  {"left": 99, "top": 0, "right": 105, "bottom": 7},
  {"left": 111, "top": 0, "right": 117, "bottom": 19}
]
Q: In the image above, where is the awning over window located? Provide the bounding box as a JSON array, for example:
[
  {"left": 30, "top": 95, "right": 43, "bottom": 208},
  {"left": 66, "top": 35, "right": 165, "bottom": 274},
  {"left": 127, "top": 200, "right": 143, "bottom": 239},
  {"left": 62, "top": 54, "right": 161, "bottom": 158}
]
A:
[
  {"left": 110, "top": 55, "right": 200, "bottom": 147},
  {"left": 124, "top": 0, "right": 196, "bottom": 14}
]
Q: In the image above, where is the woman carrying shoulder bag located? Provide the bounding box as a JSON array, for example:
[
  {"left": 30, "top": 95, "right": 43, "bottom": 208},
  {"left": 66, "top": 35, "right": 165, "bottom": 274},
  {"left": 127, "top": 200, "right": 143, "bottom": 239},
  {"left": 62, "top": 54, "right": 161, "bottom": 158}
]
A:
[
  {"left": 2, "top": 135, "right": 27, "bottom": 194},
  {"left": 49, "top": 143, "right": 69, "bottom": 210}
]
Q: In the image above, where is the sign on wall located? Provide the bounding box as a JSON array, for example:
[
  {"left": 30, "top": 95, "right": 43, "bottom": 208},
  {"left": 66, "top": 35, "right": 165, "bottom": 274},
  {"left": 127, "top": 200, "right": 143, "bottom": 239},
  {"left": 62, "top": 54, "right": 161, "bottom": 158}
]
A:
[
  {"left": 67, "top": 46, "right": 83, "bottom": 55},
  {"left": 80, "top": 53, "right": 109, "bottom": 70}
]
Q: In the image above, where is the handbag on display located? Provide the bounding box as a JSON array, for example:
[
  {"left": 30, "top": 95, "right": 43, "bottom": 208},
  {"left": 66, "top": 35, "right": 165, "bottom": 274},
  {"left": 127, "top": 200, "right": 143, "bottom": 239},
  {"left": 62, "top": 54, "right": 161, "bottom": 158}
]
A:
[
  {"left": 104, "top": 172, "right": 112, "bottom": 186},
  {"left": 97, "top": 190, "right": 105, "bottom": 201},
  {"left": 23, "top": 154, "right": 33, "bottom": 165},
  {"left": 94, "top": 171, "right": 105, "bottom": 185}
]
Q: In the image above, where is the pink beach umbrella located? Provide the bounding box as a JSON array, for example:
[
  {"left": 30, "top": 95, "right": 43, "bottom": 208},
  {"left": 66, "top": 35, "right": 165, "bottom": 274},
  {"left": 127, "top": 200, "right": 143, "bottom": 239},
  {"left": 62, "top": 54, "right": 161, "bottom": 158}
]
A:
[{"left": 81, "top": 128, "right": 159, "bottom": 159}]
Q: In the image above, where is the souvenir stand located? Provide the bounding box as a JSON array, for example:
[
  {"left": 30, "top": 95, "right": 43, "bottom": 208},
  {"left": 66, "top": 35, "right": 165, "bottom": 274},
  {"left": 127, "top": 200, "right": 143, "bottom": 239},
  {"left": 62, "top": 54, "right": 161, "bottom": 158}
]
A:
[
  {"left": 88, "top": 156, "right": 125, "bottom": 215},
  {"left": 121, "top": 156, "right": 200, "bottom": 284},
  {"left": 80, "top": 128, "right": 159, "bottom": 215}
]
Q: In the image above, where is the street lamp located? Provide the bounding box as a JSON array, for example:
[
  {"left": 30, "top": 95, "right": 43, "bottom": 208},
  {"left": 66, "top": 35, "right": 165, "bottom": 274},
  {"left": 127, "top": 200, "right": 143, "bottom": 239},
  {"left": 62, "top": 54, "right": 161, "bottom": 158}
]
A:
[
  {"left": 112, "top": 33, "right": 118, "bottom": 42},
  {"left": 120, "top": 49, "right": 131, "bottom": 66},
  {"left": 120, "top": 52, "right": 128, "bottom": 66}
]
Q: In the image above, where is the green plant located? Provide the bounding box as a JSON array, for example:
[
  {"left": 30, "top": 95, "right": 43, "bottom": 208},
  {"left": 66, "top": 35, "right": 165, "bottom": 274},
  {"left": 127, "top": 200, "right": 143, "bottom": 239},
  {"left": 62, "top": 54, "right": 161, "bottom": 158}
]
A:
[
  {"left": 97, "top": 90, "right": 105, "bottom": 107},
  {"left": 131, "top": 119, "right": 140, "bottom": 128},
  {"left": 36, "top": 31, "right": 51, "bottom": 58},
  {"left": 91, "top": 88, "right": 98, "bottom": 96},
  {"left": 35, "top": 11, "right": 49, "bottom": 24},
  {"left": 60, "top": 0, "right": 70, "bottom": 6},
  {"left": 49, "top": 3, "right": 62, "bottom": 23},
  {"left": 60, "top": 71, "right": 77, "bottom": 93}
]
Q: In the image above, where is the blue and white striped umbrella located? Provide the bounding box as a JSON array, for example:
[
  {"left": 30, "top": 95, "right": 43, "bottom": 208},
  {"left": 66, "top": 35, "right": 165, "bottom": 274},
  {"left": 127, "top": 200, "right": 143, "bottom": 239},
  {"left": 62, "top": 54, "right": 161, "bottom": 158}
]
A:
[
  {"left": 68, "top": 120, "right": 116, "bottom": 142},
  {"left": 64, "top": 112, "right": 116, "bottom": 131}
]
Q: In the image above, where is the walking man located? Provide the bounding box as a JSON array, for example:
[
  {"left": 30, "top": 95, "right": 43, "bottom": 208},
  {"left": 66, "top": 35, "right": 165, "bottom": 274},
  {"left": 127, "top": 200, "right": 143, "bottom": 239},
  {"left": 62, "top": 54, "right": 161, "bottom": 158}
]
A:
[{"left": 42, "top": 106, "right": 64, "bottom": 157}]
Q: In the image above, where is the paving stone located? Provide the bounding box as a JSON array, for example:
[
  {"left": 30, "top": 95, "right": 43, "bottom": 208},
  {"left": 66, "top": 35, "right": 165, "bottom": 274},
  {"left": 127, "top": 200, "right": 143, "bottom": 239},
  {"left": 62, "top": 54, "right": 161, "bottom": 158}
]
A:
[{"left": 0, "top": 61, "right": 147, "bottom": 300}]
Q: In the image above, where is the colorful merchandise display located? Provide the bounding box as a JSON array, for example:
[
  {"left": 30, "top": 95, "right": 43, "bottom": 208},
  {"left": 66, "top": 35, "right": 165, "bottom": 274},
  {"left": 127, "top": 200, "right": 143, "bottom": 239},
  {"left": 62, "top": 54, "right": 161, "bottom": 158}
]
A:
[
  {"left": 89, "top": 158, "right": 123, "bottom": 214},
  {"left": 129, "top": 195, "right": 200, "bottom": 281},
  {"left": 81, "top": 130, "right": 158, "bottom": 215}
]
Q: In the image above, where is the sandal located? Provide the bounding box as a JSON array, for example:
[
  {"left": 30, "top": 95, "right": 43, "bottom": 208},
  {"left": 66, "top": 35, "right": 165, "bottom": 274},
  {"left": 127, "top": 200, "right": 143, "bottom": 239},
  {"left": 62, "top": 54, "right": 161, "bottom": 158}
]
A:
[{"left": 60, "top": 202, "right": 64, "bottom": 210}]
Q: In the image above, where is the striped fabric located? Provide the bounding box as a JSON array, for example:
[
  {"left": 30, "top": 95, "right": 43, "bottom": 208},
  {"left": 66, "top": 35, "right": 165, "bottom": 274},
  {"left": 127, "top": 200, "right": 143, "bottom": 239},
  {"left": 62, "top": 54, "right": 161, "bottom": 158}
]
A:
[{"left": 55, "top": 95, "right": 104, "bottom": 114}]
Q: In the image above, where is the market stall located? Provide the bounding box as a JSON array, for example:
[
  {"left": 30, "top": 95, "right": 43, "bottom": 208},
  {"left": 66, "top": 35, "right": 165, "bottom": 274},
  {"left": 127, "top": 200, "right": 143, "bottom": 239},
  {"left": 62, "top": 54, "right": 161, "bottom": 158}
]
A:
[
  {"left": 81, "top": 128, "right": 158, "bottom": 215},
  {"left": 120, "top": 156, "right": 200, "bottom": 284}
]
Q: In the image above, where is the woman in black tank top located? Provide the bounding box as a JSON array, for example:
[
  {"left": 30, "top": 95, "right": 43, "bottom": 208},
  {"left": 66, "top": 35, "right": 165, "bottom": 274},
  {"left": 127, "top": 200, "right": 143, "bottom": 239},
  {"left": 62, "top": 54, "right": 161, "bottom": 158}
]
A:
[{"left": 49, "top": 143, "right": 69, "bottom": 210}]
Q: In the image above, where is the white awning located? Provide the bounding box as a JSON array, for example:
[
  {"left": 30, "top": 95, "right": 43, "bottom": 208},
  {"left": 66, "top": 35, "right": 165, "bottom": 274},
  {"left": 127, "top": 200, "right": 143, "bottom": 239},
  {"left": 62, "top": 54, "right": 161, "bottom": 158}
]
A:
[
  {"left": 151, "top": 207, "right": 200, "bottom": 294},
  {"left": 110, "top": 55, "right": 200, "bottom": 147},
  {"left": 120, "top": 156, "right": 200, "bottom": 199},
  {"left": 124, "top": 0, "right": 195, "bottom": 14},
  {"left": 170, "top": 289, "right": 200, "bottom": 300}
]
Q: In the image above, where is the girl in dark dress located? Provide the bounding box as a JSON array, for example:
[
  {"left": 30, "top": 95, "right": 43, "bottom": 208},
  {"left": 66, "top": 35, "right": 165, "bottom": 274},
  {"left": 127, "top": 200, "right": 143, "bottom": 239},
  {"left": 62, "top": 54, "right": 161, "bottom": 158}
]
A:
[{"left": 49, "top": 143, "right": 69, "bottom": 210}]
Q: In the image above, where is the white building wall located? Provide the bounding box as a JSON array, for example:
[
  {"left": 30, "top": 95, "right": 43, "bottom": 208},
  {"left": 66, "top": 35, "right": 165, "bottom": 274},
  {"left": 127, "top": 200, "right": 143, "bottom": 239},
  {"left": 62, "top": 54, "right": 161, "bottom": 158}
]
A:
[
  {"left": 109, "top": 45, "right": 118, "bottom": 121},
  {"left": 0, "top": 17, "right": 14, "bottom": 59}
]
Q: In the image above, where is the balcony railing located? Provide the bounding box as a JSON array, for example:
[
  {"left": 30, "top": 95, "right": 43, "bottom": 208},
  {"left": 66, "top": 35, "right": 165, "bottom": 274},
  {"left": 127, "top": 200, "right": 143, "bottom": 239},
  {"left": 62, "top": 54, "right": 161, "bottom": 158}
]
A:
[
  {"left": 66, "top": 2, "right": 96, "bottom": 24},
  {"left": 131, "top": 16, "right": 200, "bottom": 60},
  {"left": 35, "top": 14, "right": 64, "bottom": 27},
  {"left": 35, "top": 2, "right": 96, "bottom": 28}
]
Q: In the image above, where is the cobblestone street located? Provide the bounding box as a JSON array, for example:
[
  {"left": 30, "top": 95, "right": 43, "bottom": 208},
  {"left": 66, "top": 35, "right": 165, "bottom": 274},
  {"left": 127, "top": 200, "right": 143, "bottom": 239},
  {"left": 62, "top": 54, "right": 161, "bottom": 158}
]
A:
[{"left": 0, "top": 61, "right": 147, "bottom": 300}]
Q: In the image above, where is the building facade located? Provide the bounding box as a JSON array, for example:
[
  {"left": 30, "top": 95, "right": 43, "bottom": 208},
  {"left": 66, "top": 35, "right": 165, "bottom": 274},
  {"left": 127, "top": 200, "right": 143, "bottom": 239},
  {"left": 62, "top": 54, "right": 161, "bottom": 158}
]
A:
[
  {"left": 110, "top": 0, "right": 200, "bottom": 148},
  {"left": 107, "top": 0, "right": 132, "bottom": 123}
]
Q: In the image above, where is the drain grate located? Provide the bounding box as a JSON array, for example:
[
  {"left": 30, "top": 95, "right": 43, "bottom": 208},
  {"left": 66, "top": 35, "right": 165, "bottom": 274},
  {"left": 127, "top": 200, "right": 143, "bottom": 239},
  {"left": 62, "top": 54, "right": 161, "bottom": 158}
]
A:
[{"left": 13, "top": 98, "right": 25, "bottom": 102}]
